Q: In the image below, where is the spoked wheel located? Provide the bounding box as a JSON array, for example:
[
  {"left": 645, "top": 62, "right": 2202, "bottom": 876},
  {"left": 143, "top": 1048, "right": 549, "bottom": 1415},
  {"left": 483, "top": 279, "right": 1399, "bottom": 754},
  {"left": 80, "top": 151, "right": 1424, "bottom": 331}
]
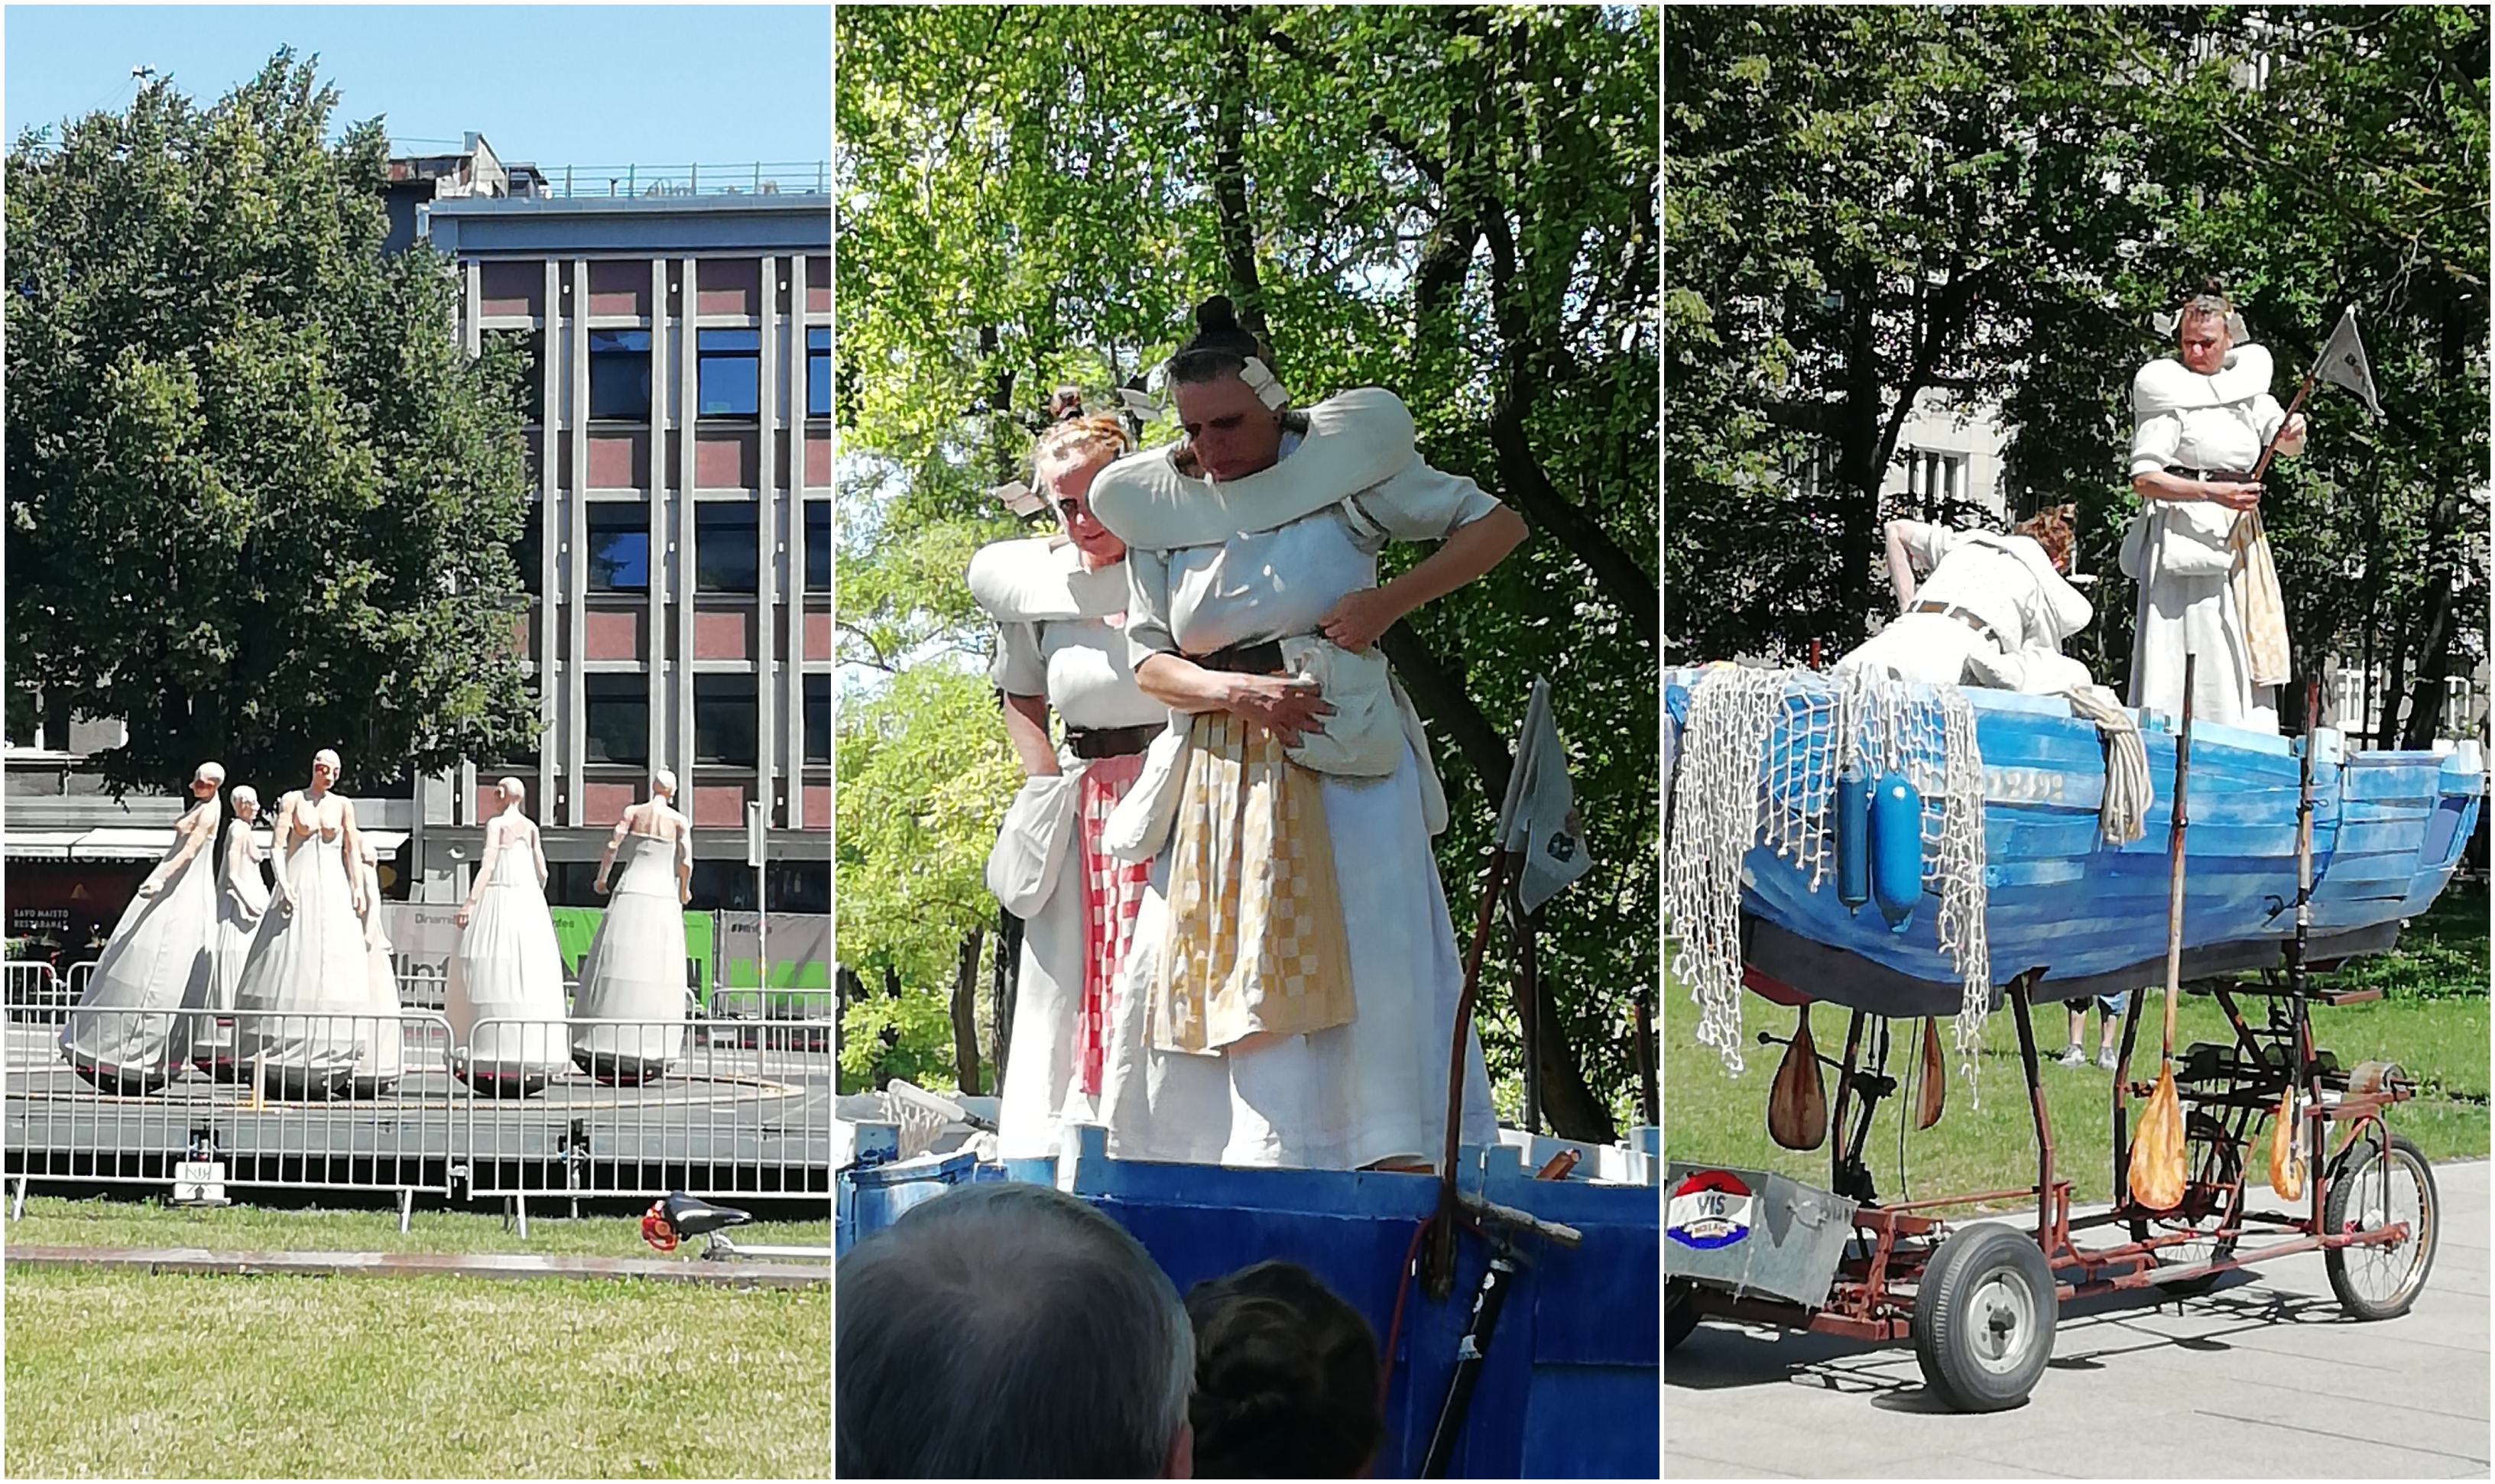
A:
[
  {"left": 1666, "top": 1279, "right": 1700, "bottom": 1352},
  {"left": 2127, "top": 1114, "right": 2244, "bottom": 1296},
  {"left": 1912, "top": 1223, "right": 2056, "bottom": 1411},
  {"left": 2323, "top": 1132, "right": 2438, "bottom": 1320}
]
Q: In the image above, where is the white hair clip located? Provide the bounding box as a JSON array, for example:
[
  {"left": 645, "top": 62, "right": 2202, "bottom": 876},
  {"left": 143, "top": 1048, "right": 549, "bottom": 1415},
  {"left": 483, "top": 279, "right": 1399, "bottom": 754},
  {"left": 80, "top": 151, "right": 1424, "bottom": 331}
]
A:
[
  {"left": 1238, "top": 356, "right": 1291, "bottom": 410},
  {"left": 1117, "top": 386, "right": 1166, "bottom": 422}
]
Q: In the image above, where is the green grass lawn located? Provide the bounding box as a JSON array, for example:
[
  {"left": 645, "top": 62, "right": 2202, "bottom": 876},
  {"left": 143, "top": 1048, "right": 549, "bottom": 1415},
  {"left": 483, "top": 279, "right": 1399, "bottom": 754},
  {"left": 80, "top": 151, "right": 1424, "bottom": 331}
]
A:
[
  {"left": 5, "top": 1195, "right": 832, "bottom": 1259},
  {"left": 1666, "top": 882, "right": 2488, "bottom": 1210},
  {"left": 5, "top": 1266, "right": 829, "bottom": 1478}
]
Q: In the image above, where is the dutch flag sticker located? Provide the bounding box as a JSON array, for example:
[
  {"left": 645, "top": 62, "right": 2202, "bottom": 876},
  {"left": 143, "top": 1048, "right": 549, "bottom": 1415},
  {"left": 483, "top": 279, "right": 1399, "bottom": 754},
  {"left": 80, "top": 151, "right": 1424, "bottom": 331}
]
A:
[{"left": 1668, "top": 1169, "right": 1754, "bottom": 1250}]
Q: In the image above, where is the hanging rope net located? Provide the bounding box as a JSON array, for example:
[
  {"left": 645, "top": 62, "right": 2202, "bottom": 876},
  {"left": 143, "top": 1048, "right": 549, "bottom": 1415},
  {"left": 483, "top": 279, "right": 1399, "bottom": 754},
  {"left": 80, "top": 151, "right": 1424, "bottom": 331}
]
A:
[{"left": 1663, "top": 665, "right": 1993, "bottom": 1090}]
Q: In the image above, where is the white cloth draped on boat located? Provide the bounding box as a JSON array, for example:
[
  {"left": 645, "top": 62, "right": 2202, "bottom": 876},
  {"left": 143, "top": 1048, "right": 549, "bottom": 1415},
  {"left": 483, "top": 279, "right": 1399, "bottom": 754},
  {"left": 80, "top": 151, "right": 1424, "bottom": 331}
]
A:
[
  {"left": 59, "top": 801, "right": 219, "bottom": 1091},
  {"left": 1095, "top": 426, "right": 1500, "bottom": 1171},
  {"left": 196, "top": 817, "right": 271, "bottom": 1075},
  {"left": 1836, "top": 523, "right": 2093, "bottom": 695},
  {"left": 232, "top": 828, "right": 376, "bottom": 1097},
  {"left": 571, "top": 833, "right": 689, "bottom": 1083},
  {"left": 2125, "top": 345, "right": 2288, "bottom": 732},
  {"left": 448, "top": 823, "right": 570, "bottom": 1092},
  {"left": 974, "top": 537, "right": 1166, "bottom": 1162}
]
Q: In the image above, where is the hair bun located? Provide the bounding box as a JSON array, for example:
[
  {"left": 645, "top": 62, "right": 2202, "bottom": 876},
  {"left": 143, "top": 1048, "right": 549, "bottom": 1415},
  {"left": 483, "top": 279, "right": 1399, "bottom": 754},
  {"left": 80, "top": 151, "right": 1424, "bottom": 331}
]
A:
[{"left": 1195, "top": 295, "right": 1240, "bottom": 334}]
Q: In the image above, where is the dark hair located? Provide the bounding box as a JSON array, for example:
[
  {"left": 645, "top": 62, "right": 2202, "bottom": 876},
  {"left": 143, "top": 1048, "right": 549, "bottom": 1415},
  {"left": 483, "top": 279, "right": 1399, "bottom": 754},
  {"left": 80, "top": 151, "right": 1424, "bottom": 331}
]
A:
[
  {"left": 1165, "top": 295, "right": 1271, "bottom": 385},
  {"left": 1185, "top": 1261, "right": 1384, "bottom": 1479},
  {"left": 835, "top": 1182, "right": 1194, "bottom": 1479}
]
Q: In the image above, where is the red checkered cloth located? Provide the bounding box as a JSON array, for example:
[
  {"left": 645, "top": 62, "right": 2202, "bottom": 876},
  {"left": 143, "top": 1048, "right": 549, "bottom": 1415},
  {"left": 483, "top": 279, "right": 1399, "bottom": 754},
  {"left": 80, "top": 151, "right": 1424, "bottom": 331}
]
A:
[{"left": 1077, "top": 750, "right": 1150, "bottom": 1096}]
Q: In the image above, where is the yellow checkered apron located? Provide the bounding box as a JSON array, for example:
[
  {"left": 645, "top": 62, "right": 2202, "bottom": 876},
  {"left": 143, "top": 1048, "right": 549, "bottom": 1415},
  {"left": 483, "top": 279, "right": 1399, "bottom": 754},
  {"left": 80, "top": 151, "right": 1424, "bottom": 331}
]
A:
[{"left": 1150, "top": 710, "right": 1358, "bottom": 1055}]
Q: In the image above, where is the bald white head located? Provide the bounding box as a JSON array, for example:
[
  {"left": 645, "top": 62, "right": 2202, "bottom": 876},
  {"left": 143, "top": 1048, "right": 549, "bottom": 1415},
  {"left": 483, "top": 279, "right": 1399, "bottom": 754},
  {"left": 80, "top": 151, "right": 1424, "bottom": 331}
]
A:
[
  {"left": 651, "top": 769, "right": 677, "bottom": 799},
  {"left": 194, "top": 761, "right": 226, "bottom": 787},
  {"left": 498, "top": 776, "right": 527, "bottom": 809},
  {"left": 230, "top": 785, "right": 259, "bottom": 817}
]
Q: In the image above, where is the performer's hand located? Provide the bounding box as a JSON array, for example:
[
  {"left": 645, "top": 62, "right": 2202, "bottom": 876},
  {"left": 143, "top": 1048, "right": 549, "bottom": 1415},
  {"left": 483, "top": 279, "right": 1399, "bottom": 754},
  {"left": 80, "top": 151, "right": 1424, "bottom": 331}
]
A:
[
  {"left": 136, "top": 880, "right": 159, "bottom": 899},
  {"left": 1318, "top": 587, "right": 1400, "bottom": 653},
  {"left": 2206, "top": 481, "right": 2263, "bottom": 511},
  {"left": 1230, "top": 673, "right": 1332, "bottom": 747},
  {"left": 2279, "top": 413, "right": 2308, "bottom": 455},
  {"left": 678, "top": 883, "right": 692, "bottom": 906},
  {"left": 454, "top": 906, "right": 472, "bottom": 929},
  {"left": 593, "top": 876, "right": 610, "bottom": 896}
]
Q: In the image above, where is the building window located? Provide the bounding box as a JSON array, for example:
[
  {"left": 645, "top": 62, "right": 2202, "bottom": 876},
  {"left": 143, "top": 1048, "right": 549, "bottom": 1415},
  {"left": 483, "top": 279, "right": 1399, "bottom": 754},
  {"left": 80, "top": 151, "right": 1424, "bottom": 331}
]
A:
[
  {"left": 689, "top": 859, "right": 757, "bottom": 912},
  {"left": 589, "top": 329, "right": 651, "bottom": 420},
  {"left": 696, "top": 503, "right": 758, "bottom": 594},
  {"left": 584, "top": 674, "right": 649, "bottom": 766},
  {"left": 807, "top": 326, "right": 830, "bottom": 417},
  {"left": 805, "top": 501, "right": 830, "bottom": 592},
  {"left": 586, "top": 505, "right": 651, "bottom": 593},
  {"left": 804, "top": 672, "right": 829, "bottom": 764},
  {"left": 695, "top": 673, "right": 759, "bottom": 768},
  {"left": 1903, "top": 449, "right": 1971, "bottom": 518},
  {"left": 698, "top": 329, "right": 761, "bottom": 417},
  {"left": 513, "top": 503, "right": 543, "bottom": 596}
]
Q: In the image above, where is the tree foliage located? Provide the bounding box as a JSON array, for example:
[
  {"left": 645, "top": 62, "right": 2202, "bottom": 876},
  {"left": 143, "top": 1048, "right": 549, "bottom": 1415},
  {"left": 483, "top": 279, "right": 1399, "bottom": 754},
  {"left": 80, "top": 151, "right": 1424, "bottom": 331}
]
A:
[
  {"left": 7, "top": 51, "right": 538, "bottom": 794},
  {"left": 835, "top": 5, "right": 1660, "bottom": 1137},
  {"left": 1667, "top": 6, "right": 2488, "bottom": 745}
]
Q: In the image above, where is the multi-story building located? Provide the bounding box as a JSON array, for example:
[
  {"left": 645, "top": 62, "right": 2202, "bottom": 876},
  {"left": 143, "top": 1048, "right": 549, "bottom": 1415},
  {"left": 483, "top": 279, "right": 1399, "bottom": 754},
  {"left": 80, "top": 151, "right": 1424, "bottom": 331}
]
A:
[{"left": 412, "top": 158, "right": 832, "bottom": 912}]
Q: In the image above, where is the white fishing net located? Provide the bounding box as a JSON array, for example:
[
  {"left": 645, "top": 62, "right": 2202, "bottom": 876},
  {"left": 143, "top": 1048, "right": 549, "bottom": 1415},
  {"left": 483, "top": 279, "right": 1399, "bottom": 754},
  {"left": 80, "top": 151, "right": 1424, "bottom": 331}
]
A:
[{"left": 1664, "top": 666, "right": 1992, "bottom": 1089}]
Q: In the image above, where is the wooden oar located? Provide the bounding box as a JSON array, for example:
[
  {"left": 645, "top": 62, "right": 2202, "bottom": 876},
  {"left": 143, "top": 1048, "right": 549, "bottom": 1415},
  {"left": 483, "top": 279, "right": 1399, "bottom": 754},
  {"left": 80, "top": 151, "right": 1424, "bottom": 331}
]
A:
[
  {"left": 1916, "top": 1016, "right": 1945, "bottom": 1130},
  {"left": 2268, "top": 1086, "right": 2305, "bottom": 1201},
  {"left": 2128, "top": 654, "right": 2195, "bottom": 1211},
  {"left": 1768, "top": 1004, "right": 1827, "bottom": 1151}
]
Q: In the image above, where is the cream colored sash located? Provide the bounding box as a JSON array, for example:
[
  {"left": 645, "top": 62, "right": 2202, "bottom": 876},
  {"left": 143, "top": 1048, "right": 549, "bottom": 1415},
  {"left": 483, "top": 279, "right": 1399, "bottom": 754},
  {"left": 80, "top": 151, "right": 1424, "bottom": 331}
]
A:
[{"left": 1089, "top": 388, "right": 1418, "bottom": 549}]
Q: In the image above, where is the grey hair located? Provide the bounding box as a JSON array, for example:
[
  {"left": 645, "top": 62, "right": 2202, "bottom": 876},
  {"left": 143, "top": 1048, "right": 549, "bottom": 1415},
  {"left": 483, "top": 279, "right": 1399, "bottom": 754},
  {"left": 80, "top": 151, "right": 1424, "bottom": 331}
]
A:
[{"left": 835, "top": 1181, "right": 1193, "bottom": 1478}]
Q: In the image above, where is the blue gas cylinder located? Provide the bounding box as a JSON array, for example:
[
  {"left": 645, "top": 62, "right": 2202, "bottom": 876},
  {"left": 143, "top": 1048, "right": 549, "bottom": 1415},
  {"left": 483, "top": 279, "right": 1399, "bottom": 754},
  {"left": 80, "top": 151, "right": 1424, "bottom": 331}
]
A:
[
  {"left": 1869, "top": 772, "right": 1924, "bottom": 930},
  {"left": 1835, "top": 764, "right": 1870, "bottom": 911}
]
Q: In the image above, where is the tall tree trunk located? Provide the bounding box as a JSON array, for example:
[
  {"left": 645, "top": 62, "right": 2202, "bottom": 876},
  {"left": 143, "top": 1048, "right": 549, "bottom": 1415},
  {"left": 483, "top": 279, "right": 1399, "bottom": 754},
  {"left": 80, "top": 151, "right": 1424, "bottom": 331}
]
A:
[
  {"left": 990, "top": 909, "right": 1023, "bottom": 1091},
  {"left": 950, "top": 928, "right": 985, "bottom": 1097},
  {"left": 1204, "top": 7, "right": 1269, "bottom": 337}
]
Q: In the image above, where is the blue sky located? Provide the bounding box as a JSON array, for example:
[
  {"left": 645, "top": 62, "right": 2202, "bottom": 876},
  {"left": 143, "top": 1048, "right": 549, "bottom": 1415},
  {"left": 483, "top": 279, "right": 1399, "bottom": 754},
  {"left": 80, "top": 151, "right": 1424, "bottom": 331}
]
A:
[{"left": 4, "top": 5, "right": 829, "bottom": 168}]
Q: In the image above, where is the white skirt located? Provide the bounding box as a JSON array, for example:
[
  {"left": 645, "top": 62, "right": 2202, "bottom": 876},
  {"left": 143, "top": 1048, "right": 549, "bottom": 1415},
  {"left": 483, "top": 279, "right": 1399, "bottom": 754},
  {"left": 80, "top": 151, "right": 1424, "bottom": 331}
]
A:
[
  {"left": 1097, "top": 742, "right": 1497, "bottom": 1171},
  {"left": 448, "top": 851, "right": 571, "bottom": 1090}
]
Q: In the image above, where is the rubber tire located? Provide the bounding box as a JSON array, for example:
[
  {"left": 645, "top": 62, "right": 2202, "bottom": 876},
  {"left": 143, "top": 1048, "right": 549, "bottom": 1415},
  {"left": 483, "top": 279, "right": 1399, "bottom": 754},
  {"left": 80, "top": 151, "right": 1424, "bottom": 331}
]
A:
[
  {"left": 2323, "top": 1132, "right": 2438, "bottom": 1321},
  {"left": 1912, "top": 1222, "right": 2057, "bottom": 1412},
  {"left": 1666, "top": 1279, "right": 1700, "bottom": 1353}
]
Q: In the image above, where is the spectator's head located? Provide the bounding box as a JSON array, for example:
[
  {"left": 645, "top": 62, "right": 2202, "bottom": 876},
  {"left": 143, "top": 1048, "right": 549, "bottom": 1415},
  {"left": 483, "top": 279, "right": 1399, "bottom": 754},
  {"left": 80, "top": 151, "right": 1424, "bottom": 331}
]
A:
[
  {"left": 1184, "top": 1261, "right": 1384, "bottom": 1479},
  {"left": 836, "top": 1181, "right": 1195, "bottom": 1478},
  {"left": 2010, "top": 504, "right": 2077, "bottom": 574}
]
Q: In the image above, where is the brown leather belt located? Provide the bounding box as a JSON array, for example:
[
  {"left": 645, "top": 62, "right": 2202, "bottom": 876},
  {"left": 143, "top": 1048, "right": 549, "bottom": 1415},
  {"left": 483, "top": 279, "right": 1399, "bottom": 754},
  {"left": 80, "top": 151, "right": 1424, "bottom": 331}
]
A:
[
  {"left": 1909, "top": 601, "right": 2004, "bottom": 649},
  {"left": 1191, "top": 639, "right": 1286, "bottom": 676},
  {"left": 2165, "top": 465, "right": 2253, "bottom": 484},
  {"left": 1066, "top": 724, "right": 1158, "bottom": 760}
]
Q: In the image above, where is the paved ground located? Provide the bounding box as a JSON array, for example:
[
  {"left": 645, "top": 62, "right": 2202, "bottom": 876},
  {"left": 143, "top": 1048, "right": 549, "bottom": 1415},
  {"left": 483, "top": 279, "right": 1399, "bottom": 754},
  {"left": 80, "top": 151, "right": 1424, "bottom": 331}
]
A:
[{"left": 1666, "top": 1159, "right": 2488, "bottom": 1479}]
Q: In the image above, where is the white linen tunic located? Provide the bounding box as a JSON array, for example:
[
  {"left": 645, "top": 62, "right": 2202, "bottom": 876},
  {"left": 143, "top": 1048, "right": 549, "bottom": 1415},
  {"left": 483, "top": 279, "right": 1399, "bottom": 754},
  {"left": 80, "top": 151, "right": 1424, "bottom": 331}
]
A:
[
  {"left": 2127, "top": 355, "right": 2286, "bottom": 732},
  {"left": 985, "top": 543, "right": 1165, "bottom": 1161},
  {"left": 1101, "top": 445, "right": 1503, "bottom": 1171},
  {"left": 1836, "top": 523, "right": 2092, "bottom": 693}
]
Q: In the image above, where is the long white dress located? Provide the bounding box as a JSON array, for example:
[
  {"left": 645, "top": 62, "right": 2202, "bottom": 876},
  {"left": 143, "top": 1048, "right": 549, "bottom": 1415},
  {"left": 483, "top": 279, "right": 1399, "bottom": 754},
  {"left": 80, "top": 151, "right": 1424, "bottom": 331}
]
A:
[
  {"left": 2127, "top": 348, "right": 2287, "bottom": 733},
  {"left": 449, "top": 823, "right": 570, "bottom": 1095},
  {"left": 975, "top": 539, "right": 1169, "bottom": 1162},
  {"left": 571, "top": 832, "right": 689, "bottom": 1084},
  {"left": 232, "top": 826, "right": 375, "bottom": 1098},
  {"left": 346, "top": 847, "right": 404, "bottom": 1096},
  {"left": 193, "top": 818, "right": 271, "bottom": 1077},
  {"left": 60, "top": 801, "right": 219, "bottom": 1093},
  {"left": 1099, "top": 446, "right": 1501, "bottom": 1171}
]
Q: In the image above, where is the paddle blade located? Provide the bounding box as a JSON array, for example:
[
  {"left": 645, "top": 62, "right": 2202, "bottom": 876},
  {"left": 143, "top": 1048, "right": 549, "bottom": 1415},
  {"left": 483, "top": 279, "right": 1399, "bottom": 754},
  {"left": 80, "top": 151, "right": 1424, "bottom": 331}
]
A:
[
  {"left": 1768, "top": 1007, "right": 1827, "bottom": 1151},
  {"left": 2128, "top": 1065, "right": 2185, "bottom": 1210},
  {"left": 1916, "top": 1017, "right": 1945, "bottom": 1130},
  {"left": 2269, "top": 1087, "right": 2305, "bottom": 1203}
]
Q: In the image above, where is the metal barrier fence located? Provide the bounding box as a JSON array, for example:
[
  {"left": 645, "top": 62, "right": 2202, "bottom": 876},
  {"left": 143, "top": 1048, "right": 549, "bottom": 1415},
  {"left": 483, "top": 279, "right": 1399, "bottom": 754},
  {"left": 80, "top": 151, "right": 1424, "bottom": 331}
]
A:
[
  {"left": 460, "top": 1016, "right": 836, "bottom": 1206},
  {"left": 15, "top": 1006, "right": 458, "bottom": 1207},
  {"left": 4, "top": 961, "right": 63, "bottom": 1020},
  {"left": 8, "top": 1005, "right": 836, "bottom": 1226}
]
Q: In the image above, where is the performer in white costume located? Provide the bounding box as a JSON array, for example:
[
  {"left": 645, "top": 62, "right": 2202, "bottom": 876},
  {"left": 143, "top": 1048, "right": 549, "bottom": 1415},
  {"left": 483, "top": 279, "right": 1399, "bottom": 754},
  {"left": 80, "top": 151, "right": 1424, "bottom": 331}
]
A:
[
  {"left": 2124, "top": 281, "right": 2307, "bottom": 732},
  {"left": 572, "top": 771, "right": 693, "bottom": 1084},
  {"left": 975, "top": 412, "right": 1172, "bottom": 1161},
  {"left": 1835, "top": 507, "right": 2093, "bottom": 694},
  {"left": 232, "top": 750, "right": 375, "bottom": 1098},
  {"left": 60, "top": 761, "right": 223, "bottom": 1092},
  {"left": 345, "top": 833, "right": 405, "bottom": 1096},
  {"left": 193, "top": 782, "right": 270, "bottom": 1077},
  {"left": 449, "top": 778, "right": 570, "bottom": 1094},
  {"left": 1088, "top": 296, "right": 1527, "bottom": 1172}
]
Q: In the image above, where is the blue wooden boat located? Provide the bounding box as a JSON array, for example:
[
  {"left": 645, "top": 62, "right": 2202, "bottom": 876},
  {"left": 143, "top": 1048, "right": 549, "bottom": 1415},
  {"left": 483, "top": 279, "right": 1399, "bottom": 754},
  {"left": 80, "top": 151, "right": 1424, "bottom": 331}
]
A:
[
  {"left": 837, "top": 1116, "right": 1660, "bottom": 1479},
  {"left": 1664, "top": 667, "right": 2484, "bottom": 1014}
]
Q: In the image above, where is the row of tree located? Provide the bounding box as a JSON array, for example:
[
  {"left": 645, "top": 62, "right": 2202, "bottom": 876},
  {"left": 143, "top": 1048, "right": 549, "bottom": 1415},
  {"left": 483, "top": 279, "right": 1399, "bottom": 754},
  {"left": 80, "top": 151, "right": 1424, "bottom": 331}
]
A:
[
  {"left": 835, "top": 5, "right": 1662, "bottom": 1139},
  {"left": 1668, "top": 5, "right": 2489, "bottom": 744}
]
